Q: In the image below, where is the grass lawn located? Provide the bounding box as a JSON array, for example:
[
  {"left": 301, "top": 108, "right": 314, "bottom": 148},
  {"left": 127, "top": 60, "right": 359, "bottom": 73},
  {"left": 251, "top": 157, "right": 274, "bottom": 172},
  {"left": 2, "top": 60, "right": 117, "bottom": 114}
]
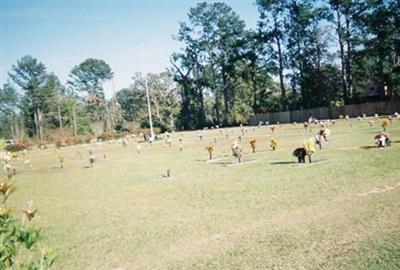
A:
[{"left": 4, "top": 118, "right": 400, "bottom": 269}]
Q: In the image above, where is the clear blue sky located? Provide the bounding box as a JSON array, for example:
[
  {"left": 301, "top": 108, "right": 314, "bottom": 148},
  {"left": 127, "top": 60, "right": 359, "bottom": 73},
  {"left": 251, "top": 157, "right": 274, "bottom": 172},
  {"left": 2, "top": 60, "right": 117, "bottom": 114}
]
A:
[{"left": 1, "top": 0, "right": 259, "bottom": 97}]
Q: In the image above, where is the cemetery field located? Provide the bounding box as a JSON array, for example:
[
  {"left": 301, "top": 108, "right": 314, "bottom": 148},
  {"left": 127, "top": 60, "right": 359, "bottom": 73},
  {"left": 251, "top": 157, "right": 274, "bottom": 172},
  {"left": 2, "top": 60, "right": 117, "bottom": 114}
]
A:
[{"left": 6, "top": 120, "right": 400, "bottom": 269}]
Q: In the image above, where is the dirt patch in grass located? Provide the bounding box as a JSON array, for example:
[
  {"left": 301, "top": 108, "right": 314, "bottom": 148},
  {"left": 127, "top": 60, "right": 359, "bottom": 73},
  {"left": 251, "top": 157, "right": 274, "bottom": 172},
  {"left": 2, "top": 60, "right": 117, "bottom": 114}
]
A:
[{"left": 357, "top": 183, "right": 400, "bottom": 197}]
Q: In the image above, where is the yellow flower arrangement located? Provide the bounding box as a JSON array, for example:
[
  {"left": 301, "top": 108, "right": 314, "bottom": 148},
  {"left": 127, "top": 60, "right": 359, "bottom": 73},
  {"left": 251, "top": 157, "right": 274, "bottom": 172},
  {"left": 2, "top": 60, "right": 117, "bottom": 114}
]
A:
[
  {"left": 303, "top": 138, "right": 316, "bottom": 154},
  {"left": 270, "top": 138, "right": 278, "bottom": 150},
  {"left": 0, "top": 181, "right": 12, "bottom": 195},
  {"left": 0, "top": 206, "right": 12, "bottom": 218}
]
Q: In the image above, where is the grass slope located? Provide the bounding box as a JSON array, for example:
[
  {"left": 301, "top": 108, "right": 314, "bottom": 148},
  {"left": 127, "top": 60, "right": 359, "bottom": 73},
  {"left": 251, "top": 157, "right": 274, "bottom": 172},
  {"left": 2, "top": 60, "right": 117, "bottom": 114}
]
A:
[{"left": 4, "top": 119, "right": 400, "bottom": 269}]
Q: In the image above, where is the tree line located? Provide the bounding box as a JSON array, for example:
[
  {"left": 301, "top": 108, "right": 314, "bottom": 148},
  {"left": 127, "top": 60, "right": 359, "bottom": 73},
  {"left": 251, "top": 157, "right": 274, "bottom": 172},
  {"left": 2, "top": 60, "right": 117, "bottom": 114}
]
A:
[
  {"left": 1, "top": 0, "right": 399, "bottom": 140},
  {"left": 171, "top": 0, "right": 400, "bottom": 129}
]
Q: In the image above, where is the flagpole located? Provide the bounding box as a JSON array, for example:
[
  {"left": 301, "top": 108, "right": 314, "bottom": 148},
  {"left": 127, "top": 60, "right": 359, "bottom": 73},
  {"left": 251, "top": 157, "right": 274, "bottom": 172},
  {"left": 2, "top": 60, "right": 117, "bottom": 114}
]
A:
[{"left": 140, "top": 41, "right": 155, "bottom": 141}]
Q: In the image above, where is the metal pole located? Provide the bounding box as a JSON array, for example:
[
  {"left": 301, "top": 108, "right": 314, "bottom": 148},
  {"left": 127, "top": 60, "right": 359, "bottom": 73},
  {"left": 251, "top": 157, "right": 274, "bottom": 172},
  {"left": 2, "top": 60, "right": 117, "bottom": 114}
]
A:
[{"left": 140, "top": 42, "right": 154, "bottom": 140}]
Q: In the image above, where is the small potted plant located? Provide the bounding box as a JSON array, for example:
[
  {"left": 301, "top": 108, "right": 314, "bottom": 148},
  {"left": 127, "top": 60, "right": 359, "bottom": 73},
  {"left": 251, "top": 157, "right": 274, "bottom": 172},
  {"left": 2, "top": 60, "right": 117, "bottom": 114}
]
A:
[
  {"left": 58, "top": 155, "right": 64, "bottom": 169},
  {"left": 205, "top": 145, "right": 214, "bottom": 160},
  {"left": 249, "top": 139, "right": 256, "bottom": 153},
  {"left": 381, "top": 118, "right": 390, "bottom": 131},
  {"left": 88, "top": 150, "right": 96, "bottom": 168},
  {"left": 231, "top": 141, "right": 243, "bottom": 163}
]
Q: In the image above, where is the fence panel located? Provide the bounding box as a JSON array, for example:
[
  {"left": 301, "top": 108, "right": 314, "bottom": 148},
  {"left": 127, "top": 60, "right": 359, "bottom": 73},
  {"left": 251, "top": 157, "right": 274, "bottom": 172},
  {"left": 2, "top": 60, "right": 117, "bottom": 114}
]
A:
[{"left": 249, "top": 100, "right": 400, "bottom": 125}]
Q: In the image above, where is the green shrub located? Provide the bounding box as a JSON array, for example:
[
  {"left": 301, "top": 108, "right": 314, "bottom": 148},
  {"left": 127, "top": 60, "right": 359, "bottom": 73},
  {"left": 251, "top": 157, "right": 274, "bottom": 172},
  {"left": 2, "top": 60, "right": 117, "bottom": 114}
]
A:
[
  {"left": 140, "top": 120, "right": 150, "bottom": 129},
  {"left": 0, "top": 139, "right": 5, "bottom": 151},
  {"left": 114, "top": 121, "right": 132, "bottom": 133},
  {"left": 0, "top": 180, "right": 56, "bottom": 269}
]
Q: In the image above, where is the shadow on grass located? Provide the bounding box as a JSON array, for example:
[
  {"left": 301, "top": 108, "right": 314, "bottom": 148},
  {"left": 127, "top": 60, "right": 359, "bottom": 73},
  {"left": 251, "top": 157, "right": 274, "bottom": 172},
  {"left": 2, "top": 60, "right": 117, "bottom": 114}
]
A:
[
  {"left": 270, "top": 161, "right": 297, "bottom": 165},
  {"left": 271, "top": 159, "right": 329, "bottom": 166},
  {"left": 195, "top": 158, "right": 210, "bottom": 162},
  {"left": 195, "top": 158, "right": 223, "bottom": 163},
  {"left": 209, "top": 159, "right": 258, "bottom": 167},
  {"left": 211, "top": 161, "right": 234, "bottom": 165},
  {"left": 292, "top": 159, "right": 329, "bottom": 167},
  {"left": 360, "top": 145, "right": 378, "bottom": 150},
  {"left": 251, "top": 149, "right": 272, "bottom": 153},
  {"left": 224, "top": 160, "right": 258, "bottom": 167}
]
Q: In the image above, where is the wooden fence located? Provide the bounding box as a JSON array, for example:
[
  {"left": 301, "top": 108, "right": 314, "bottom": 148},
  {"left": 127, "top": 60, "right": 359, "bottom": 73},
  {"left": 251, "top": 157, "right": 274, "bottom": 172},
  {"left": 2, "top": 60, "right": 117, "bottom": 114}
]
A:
[{"left": 249, "top": 100, "right": 400, "bottom": 125}]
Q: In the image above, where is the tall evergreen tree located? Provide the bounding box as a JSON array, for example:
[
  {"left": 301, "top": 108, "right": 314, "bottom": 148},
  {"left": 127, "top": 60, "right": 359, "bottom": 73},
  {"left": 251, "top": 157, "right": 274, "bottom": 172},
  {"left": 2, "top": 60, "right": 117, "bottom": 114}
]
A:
[
  {"left": 8, "top": 56, "right": 48, "bottom": 140},
  {"left": 0, "top": 83, "right": 19, "bottom": 139},
  {"left": 257, "top": 0, "right": 289, "bottom": 110},
  {"left": 173, "top": 2, "right": 247, "bottom": 126},
  {"left": 68, "top": 58, "right": 113, "bottom": 123}
]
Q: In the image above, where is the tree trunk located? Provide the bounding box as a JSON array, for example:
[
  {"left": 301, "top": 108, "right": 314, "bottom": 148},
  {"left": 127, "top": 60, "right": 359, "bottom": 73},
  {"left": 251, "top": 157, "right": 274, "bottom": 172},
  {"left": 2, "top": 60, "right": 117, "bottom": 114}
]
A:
[
  {"left": 182, "top": 83, "right": 192, "bottom": 130},
  {"left": 10, "top": 118, "right": 15, "bottom": 140},
  {"left": 151, "top": 94, "right": 161, "bottom": 122},
  {"left": 38, "top": 108, "right": 43, "bottom": 142},
  {"left": 296, "top": 42, "right": 307, "bottom": 109},
  {"left": 170, "top": 60, "right": 193, "bottom": 130},
  {"left": 37, "top": 108, "right": 43, "bottom": 143},
  {"left": 181, "top": 82, "right": 191, "bottom": 130},
  {"left": 276, "top": 34, "right": 287, "bottom": 110},
  {"left": 72, "top": 106, "right": 77, "bottom": 136},
  {"left": 169, "top": 114, "right": 175, "bottom": 131},
  {"left": 104, "top": 104, "right": 111, "bottom": 132},
  {"left": 13, "top": 116, "right": 20, "bottom": 140},
  {"left": 57, "top": 103, "right": 63, "bottom": 134},
  {"left": 211, "top": 66, "right": 220, "bottom": 125},
  {"left": 222, "top": 67, "right": 229, "bottom": 125},
  {"left": 34, "top": 108, "right": 43, "bottom": 142},
  {"left": 344, "top": 9, "right": 352, "bottom": 100},
  {"left": 33, "top": 110, "right": 39, "bottom": 137},
  {"left": 335, "top": 4, "right": 348, "bottom": 104},
  {"left": 194, "top": 64, "right": 206, "bottom": 128},
  {"left": 378, "top": 55, "right": 386, "bottom": 99},
  {"left": 19, "top": 117, "right": 25, "bottom": 140},
  {"left": 252, "top": 74, "right": 258, "bottom": 113},
  {"left": 199, "top": 88, "right": 206, "bottom": 128}
]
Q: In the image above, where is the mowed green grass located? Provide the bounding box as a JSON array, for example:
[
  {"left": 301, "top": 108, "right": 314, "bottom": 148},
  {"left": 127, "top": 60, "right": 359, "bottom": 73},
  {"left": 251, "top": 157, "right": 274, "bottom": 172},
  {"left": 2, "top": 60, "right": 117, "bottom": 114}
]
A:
[{"left": 5, "top": 118, "right": 400, "bottom": 269}]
